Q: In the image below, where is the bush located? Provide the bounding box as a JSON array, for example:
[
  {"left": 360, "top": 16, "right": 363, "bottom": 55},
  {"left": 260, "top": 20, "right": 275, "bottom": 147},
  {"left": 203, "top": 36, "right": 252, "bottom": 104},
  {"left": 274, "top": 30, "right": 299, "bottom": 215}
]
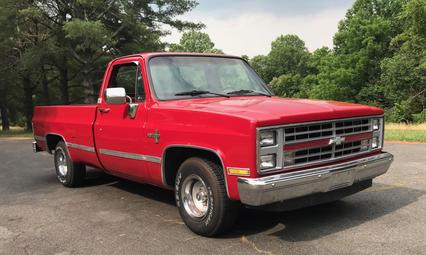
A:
[
  {"left": 413, "top": 109, "right": 426, "bottom": 123},
  {"left": 385, "top": 100, "right": 426, "bottom": 123}
]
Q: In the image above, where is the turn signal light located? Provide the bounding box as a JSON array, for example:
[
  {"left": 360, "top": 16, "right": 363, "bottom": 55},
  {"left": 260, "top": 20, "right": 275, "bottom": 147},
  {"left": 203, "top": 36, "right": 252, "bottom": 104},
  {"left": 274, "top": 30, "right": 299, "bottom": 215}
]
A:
[{"left": 227, "top": 167, "right": 250, "bottom": 176}]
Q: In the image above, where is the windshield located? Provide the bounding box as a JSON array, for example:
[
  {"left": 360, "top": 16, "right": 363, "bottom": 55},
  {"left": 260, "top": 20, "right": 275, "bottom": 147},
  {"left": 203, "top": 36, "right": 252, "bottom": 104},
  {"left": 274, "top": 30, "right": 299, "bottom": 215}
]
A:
[{"left": 148, "top": 56, "right": 271, "bottom": 100}]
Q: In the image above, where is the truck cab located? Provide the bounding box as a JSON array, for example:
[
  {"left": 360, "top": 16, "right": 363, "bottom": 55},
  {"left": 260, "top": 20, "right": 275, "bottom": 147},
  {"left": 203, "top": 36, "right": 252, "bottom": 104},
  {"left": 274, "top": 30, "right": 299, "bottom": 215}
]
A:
[{"left": 32, "top": 52, "right": 393, "bottom": 236}]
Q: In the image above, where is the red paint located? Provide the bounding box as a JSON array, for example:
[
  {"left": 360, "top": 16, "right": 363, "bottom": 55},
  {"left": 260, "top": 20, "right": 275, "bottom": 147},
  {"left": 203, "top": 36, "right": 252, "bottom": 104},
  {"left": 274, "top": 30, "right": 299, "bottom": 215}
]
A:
[{"left": 32, "top": 53, "right": 384, "bottom": 201}]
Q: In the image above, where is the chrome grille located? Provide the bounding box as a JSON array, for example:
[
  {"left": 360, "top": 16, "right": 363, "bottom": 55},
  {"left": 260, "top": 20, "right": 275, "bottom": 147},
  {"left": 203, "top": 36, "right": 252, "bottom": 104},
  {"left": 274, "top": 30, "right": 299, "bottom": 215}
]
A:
[
  {"left": 285, "top": 118, "right": 371, "bottom": 144},
  {"left": 257, "top": 116, "right": 384, "bottom": 174},
  {"left": 284, "top": 139, "right": 370, "bottom": 167}
]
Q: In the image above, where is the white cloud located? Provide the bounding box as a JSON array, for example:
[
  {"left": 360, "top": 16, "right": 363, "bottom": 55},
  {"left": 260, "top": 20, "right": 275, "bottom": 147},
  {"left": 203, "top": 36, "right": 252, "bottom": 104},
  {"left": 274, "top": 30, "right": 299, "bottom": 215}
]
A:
[{"left": 163, "top": 8, "right": 347, "bottom": 57}]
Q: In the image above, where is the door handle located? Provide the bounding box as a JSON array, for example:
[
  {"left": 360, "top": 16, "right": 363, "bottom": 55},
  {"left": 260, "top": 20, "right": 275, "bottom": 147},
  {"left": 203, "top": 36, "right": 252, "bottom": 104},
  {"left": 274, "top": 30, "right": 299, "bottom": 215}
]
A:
[{"left": 99, "top": 108, "right": 110, "bottom": 113}]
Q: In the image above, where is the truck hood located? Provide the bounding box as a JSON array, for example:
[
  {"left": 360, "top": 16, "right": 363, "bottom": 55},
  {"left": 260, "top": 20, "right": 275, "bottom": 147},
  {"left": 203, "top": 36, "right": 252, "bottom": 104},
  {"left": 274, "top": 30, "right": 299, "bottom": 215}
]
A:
[{"left": 157, "top": 96, "right": 383, "bottom": 126}]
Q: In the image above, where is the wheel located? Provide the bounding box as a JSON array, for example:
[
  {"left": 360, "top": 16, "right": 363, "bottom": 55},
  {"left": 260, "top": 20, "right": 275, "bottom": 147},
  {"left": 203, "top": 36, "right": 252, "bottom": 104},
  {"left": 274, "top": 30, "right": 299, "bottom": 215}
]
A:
[
  {"left": 175, "top": 157, "right": 239, "bottom": 236},
  {"left": 54, "top": 141, "right": 86, "bottom": 187}
]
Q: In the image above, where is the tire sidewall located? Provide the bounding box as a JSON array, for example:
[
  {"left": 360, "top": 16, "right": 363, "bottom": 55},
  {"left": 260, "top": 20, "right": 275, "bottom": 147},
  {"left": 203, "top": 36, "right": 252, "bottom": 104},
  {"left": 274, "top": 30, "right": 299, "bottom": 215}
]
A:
[
  {"left": 175, "top": 158, "right": 224, "bottom": 235},
  {"left": 54, "top": 142, "right": 72, "bottom": 185}
]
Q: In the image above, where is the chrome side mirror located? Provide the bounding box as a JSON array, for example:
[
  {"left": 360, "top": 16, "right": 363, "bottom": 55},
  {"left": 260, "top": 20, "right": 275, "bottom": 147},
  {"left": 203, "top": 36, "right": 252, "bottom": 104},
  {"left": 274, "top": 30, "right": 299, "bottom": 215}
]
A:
[{"left": 105, "top": 87, "right": 126, "bottom": 104}]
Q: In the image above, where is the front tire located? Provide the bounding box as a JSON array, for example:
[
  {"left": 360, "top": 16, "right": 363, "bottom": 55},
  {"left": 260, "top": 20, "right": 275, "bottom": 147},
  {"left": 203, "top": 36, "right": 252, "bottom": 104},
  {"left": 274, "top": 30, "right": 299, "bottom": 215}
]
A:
[
  {"left": 175, "top": 157, "right": 239, "bottom": 236},
  {"left": 54, "top": 141, "right": 86, "bottom": 187}
]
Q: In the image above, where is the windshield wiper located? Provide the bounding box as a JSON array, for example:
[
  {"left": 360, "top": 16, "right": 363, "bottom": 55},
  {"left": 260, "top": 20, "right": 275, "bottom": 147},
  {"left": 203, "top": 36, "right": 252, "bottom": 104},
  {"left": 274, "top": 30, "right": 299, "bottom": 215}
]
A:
[
  {"left": 175, "top": 90, "right": 230, "bottom": 98},
  {"left": 226, "top": 89, "right": 271, "bottom": 97}
]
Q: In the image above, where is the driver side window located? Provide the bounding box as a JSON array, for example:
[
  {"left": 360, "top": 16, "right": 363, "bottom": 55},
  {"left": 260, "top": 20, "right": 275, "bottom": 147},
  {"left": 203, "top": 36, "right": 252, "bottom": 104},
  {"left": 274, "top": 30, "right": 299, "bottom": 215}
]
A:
[{"left": 107, "top": 63, "right": 145, "bottom": 102}]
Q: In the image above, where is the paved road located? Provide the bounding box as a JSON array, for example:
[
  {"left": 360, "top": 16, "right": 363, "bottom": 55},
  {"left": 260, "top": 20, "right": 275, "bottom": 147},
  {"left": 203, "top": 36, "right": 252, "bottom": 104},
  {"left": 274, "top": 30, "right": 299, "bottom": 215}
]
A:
[{"left": 0, "top": 139, "right": 425, "bottom": 255}]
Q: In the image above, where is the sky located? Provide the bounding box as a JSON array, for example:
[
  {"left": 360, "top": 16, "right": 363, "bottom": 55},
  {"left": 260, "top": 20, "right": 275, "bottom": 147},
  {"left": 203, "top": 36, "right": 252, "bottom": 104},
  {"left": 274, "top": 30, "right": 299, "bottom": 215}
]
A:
[{"left": 163, "top": 0, "right": 355, "bottom": 57}]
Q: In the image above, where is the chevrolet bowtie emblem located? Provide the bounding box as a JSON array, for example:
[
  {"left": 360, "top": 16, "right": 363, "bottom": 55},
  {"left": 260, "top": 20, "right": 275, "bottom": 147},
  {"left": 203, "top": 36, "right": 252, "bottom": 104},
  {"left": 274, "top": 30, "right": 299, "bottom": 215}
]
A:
[
  {"left": 147, "top": 129, "right": 160, "bottom": 143},
  {"left": 329, "top": 136, "right": 345, "bottom": 145}
]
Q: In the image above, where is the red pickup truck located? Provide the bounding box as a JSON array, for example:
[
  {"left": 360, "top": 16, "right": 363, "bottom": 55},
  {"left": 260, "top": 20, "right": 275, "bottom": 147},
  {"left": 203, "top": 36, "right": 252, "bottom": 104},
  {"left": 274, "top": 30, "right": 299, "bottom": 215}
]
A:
[{"left": 32, "top": 52, "right": 393, "bottom": 236}]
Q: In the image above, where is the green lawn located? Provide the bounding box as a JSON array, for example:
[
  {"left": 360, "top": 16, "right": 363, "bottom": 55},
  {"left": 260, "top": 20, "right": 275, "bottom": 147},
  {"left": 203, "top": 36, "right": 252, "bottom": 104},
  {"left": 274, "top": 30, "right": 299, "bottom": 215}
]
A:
[
  {"left": 385, "top": 129, "right": 426, "bottom": 143},
  {"left": 0, "top": 129, "right": 32, "bottom": 138},
  {"left": 384, "top": 123, "right": 426, "bottom": 143}
]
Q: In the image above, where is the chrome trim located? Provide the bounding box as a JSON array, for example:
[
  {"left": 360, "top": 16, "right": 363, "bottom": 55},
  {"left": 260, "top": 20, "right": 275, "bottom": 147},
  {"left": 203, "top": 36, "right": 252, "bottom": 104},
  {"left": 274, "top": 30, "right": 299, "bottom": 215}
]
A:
[
  {"left": 99, "top": 148, "right": 161, "bottom": 163},
  {"left": 257, "top": 115, "right": 384, "bottom": 132},
  {"left": 32, "top": 141, "right": 41, "bottom": 153},
  {"left": 238, "top": 152, "right": 393, "bottom": 206},
  {"left": 67, "top": 142, "right": 95, "bottom": 153},
  {"left": 256, "top": 115, "right": 384, "bottom": 174},
  {"left": 45, "top": 133, "right": 68, "bottom": 154},
  {"left": 161, "top": 145, "right": 230, "bottom": 197}
]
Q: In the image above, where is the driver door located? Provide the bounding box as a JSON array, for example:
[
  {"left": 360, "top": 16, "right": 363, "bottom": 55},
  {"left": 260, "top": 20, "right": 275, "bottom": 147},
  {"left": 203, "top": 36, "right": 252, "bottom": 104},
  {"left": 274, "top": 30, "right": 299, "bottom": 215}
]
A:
[{"left": 94, "top": 57, "right": 150, "bottom": 181}]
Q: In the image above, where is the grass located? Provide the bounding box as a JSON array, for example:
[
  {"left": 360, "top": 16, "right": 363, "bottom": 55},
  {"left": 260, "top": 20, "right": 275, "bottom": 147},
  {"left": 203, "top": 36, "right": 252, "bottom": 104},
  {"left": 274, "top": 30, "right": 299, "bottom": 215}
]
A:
[
  {"left": 0, "top": 127, "right": 32, "bottom": 138},
  {"left": 385, "top": 123, "right": 426, "bottom": 143}
]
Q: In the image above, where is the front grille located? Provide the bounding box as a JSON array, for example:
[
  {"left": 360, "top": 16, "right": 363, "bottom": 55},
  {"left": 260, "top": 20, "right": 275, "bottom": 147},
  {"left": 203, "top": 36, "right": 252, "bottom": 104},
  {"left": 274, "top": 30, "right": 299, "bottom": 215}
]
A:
[
  {"left": 284, "top": 118, "right": 371, "bottom": 144},
  {"left": 284, "top": 139, "right": 370, "bottom": 167},
  {"left": 257, "top": 116, "right": 384, "bottom": 173}
]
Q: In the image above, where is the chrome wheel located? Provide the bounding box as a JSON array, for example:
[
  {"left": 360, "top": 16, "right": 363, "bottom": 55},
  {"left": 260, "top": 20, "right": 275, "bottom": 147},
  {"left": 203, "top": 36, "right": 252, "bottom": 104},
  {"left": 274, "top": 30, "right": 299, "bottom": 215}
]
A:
[
  {"left": 56, "top": 148, "right": 68, "bottom": 181},
  {"left": 181, "top": 174, "right": 209, "bottom": 219}
]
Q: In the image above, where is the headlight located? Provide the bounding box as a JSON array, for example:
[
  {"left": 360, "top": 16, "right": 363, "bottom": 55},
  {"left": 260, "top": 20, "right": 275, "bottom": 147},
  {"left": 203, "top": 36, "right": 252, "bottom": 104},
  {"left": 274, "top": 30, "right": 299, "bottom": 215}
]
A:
[
  {"left": 260, "top": 154, "right": 276, "bottom": 170},
  {"left": 259, "top": 130, "right": 276, "bottom": 147},
  {"left": 372, "top": 119, "right": 380, "bottom": 131},
  {"left": 372, "top": 136, "right": 379, "bottom": 149},
  {"left": 371, "top": 117, "right": 384, "bottom": 149}
]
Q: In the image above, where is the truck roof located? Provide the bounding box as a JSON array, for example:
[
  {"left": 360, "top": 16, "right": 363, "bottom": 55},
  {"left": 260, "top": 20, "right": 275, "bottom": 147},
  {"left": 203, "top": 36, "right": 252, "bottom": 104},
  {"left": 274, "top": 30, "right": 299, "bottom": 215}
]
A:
[{"left": 113, "top": 52, "right": 241, "bottom": 61}]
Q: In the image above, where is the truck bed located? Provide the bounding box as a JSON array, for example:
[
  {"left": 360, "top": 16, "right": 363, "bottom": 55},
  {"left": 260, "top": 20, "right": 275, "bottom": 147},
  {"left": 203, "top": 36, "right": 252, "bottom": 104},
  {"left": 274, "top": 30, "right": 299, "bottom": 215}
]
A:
[{"left": 32, "top": 105, "right": 102, "bottom": 168}]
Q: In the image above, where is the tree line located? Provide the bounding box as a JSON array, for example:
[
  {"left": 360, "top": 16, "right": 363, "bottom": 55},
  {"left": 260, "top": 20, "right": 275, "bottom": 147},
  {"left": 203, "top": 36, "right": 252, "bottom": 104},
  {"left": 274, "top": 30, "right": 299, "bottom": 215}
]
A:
[
  {"left": 249, "top": 0, "right": 426, "bottom": 124},
  {"left": 0, "top": 0, "right": 425, "bottom": 132},
  {"left": 0, "top": 0, "right": 202, "bottom": 131}
]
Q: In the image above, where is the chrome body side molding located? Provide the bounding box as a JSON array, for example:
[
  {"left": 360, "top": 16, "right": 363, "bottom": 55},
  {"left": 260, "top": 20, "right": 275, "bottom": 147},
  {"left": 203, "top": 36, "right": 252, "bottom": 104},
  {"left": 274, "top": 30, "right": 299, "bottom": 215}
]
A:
[
  {"left": 67, "top": 142, "right": 96, "bottom": 152},
  {"left": 99, "top": 148, "right": 161, "bottom": 164}
]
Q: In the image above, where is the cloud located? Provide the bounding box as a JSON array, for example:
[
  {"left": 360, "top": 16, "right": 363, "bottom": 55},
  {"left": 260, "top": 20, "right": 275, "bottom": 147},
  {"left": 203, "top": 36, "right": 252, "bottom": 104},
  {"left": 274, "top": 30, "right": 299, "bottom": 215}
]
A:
[{"left": 163, "top": 8, "right": 349, "bottom": 57}]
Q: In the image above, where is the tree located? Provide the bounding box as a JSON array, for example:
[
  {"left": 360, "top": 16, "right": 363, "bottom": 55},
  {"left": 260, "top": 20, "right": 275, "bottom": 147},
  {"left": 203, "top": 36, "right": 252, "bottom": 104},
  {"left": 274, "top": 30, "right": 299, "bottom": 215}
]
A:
[
  {"left": 266, "top": 35, "right": 310, "bottom": 83},
  {"left": 0, "top": 0, "right": 203, "bottom": 130},
  {"left": 249, "top": 55, "right": 270, "bottom": 83},
  {"left": 325, "top": 0, "right": 407, "bottom": 103},
  {"left": 170, "top": 31, "right": 223, "bottom": 53},
  {"left": 380, "top": 0, "right": 426, "bottom": 122},
  {"left": 0, "top": 0, "right": 19, "bottom": 130},
  {"left": 269, "top": 74, "right": 303, "bottom": 98}
]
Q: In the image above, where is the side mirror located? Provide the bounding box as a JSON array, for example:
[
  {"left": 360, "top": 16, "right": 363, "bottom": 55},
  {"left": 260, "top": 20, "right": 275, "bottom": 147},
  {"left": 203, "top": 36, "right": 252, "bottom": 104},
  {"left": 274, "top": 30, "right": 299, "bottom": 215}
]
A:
[{"left": 105, "top": 87, "right": 126, "bottom": 104}]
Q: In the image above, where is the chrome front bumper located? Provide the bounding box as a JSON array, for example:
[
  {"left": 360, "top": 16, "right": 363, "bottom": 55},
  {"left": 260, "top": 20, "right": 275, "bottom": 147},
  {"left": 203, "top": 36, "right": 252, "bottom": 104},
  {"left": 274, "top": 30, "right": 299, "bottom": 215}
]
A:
[{"left": 238, "top": 152, "right": 393, "bottom": 206}]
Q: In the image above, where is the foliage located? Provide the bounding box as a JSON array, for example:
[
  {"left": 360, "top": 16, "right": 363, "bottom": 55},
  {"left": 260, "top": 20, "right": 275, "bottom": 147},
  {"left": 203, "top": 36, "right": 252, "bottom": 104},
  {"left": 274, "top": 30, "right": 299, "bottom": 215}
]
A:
[
  {"left": 0, "top": 0, "right": 202, "bottom": 130},
  {"left": 380, "top": 0, "right": 426, "bottom": 121},
  {"left": 169, "top": 31, "right": 223, "bottom": 53},
  {"left": 413, "top": 109, "right": 426, "bottom": 123},
  {"left": 248, "top": 0, "right": 425, "bottom": 122},
  {"left": 267, "top": 35, "right": 310, "bottom": 82},
  {"left": 1, "top": 0, "right": 426, "bottom": 132}
]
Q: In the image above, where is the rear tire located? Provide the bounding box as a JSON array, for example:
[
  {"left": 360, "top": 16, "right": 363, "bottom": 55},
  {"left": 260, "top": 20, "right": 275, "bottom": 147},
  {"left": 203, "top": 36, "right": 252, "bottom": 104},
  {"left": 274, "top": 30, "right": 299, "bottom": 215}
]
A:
[
  {"left": 175, "top": 157, "right": 239, "bottom": 236},
  {"left": 54, "top": 141, "right": 86, "bottom": 187}
]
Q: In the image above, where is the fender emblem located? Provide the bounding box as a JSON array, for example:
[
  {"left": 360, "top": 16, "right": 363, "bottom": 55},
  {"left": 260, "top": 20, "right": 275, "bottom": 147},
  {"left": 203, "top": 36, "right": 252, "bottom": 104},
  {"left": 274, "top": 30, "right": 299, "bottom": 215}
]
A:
[
  {"left": 147, "top": 130, "right": 160, "bottom": 143},
  {"left": 329, "top": 136, "right": 345, "bottom": 145}
]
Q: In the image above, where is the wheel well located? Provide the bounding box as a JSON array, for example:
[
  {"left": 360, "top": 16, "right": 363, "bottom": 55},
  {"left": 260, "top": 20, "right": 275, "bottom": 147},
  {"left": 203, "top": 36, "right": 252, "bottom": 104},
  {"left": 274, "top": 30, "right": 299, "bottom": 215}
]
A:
[
  {"left": 163, "top": 147, "right": 224, "bottom": 187},
  {"left": 46, "top": 134, "right": 64, "bottom": 153}
]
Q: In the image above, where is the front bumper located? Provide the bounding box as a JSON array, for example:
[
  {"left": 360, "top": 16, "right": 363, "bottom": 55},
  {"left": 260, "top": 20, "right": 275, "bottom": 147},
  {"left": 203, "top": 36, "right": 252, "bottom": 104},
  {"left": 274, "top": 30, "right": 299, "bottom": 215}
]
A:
[{"left": 238, "top": 152, "right": 393, "bottom": 206}]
